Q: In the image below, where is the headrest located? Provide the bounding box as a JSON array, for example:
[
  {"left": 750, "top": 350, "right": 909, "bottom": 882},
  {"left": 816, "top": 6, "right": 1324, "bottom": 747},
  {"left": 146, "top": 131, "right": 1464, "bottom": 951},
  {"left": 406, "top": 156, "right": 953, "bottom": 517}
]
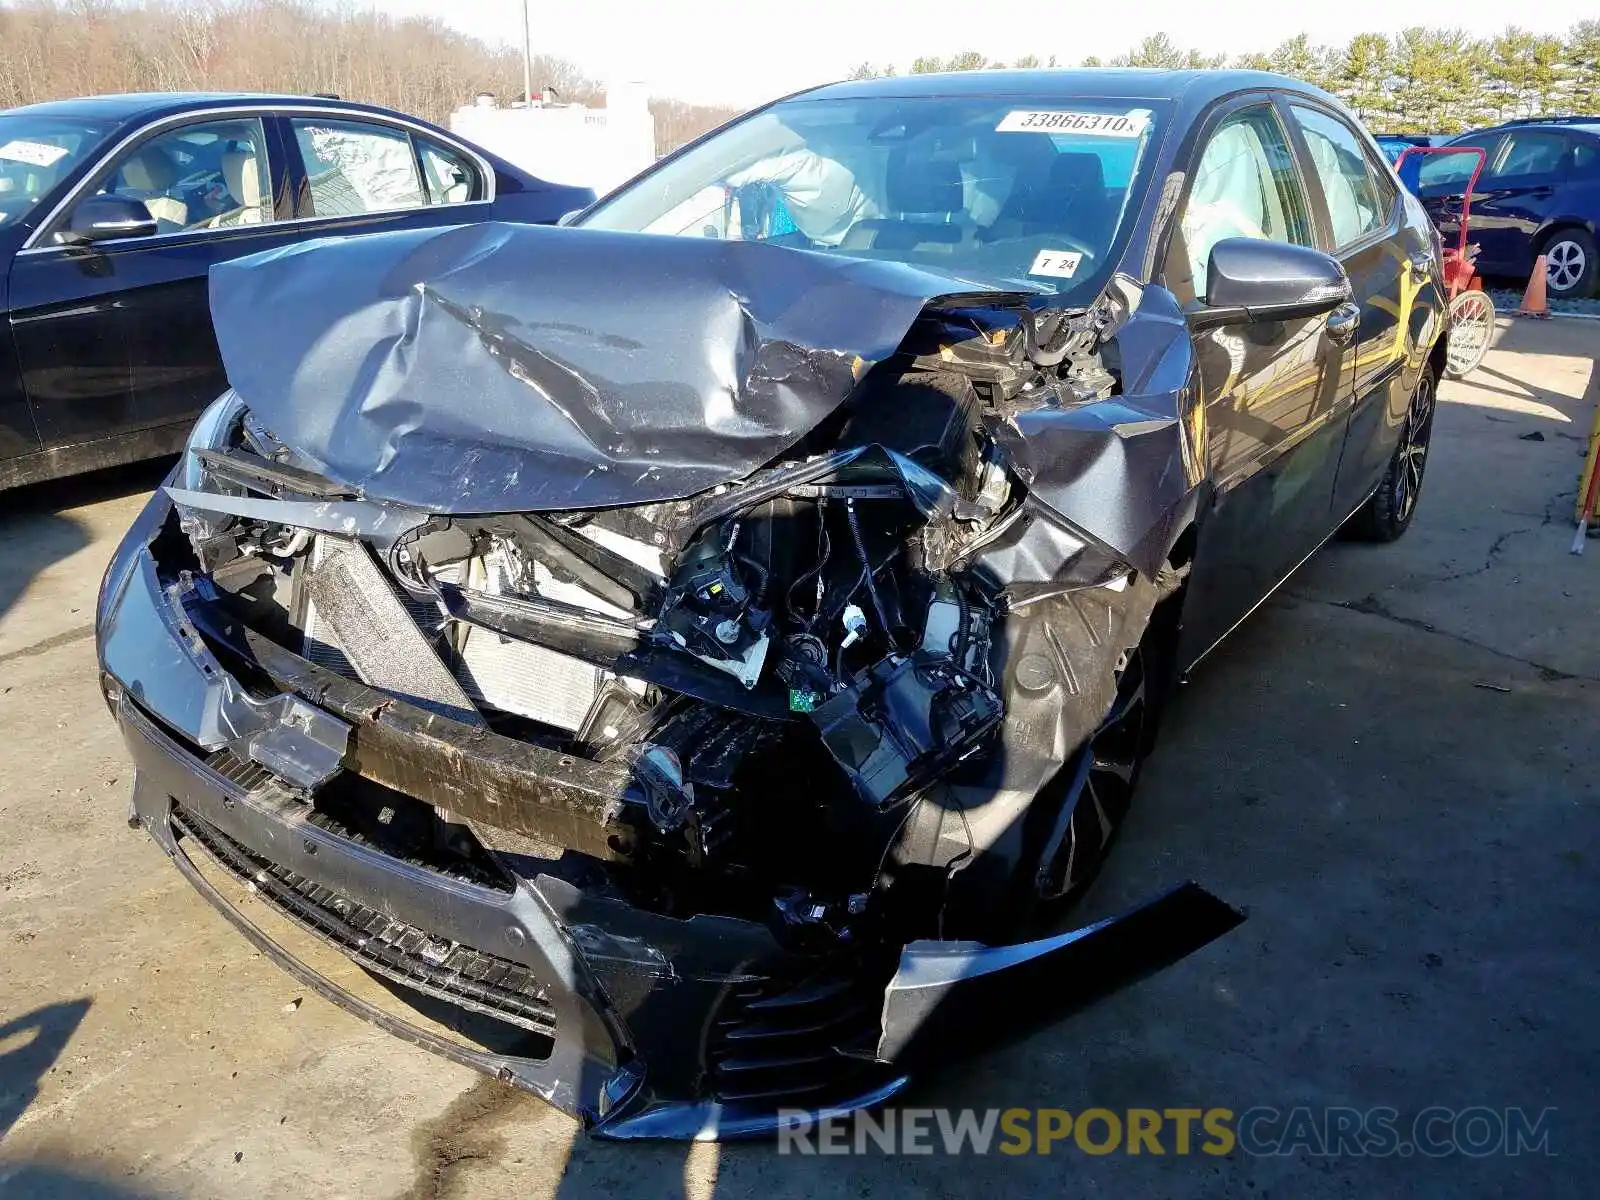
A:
[
  {"left": 886, "top": 149, "right": 963, "bottom": 215},
  {"left": 122, "top": 146, "right": 177, "bottom": 192},
  {"left": 222, "top": 150, "right": 263, "bottom": 208}
]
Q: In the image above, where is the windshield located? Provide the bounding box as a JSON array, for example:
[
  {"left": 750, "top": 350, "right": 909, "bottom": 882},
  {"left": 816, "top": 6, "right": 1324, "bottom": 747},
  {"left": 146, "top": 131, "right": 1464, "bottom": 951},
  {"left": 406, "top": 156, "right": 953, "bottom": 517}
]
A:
[
  {"left": 0, "top": 115, "right": 109, "bottom": 229},
  {"left": 579, "top": 94, "right": 1164, "bottom": 297}
]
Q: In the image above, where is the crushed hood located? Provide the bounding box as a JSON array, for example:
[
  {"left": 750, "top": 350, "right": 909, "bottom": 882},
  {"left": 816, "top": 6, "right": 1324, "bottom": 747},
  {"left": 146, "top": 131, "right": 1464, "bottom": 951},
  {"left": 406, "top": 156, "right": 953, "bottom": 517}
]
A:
[{"left": 209, "top": 222, "right": 1001, "bottom": 511}]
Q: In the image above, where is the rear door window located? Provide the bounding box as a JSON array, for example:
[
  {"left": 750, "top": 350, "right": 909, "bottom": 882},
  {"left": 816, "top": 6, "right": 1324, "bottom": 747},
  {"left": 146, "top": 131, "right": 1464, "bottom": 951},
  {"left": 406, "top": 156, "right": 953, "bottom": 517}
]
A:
[
  {"left": 418, "top": 138, "right": 483, "bottom": 205},
  {"left": 1290, "top": 105, "right": 1388, "bottom": 248},
  {"left": 291, "top": 118, "right": 425, "bottom": 217},
  {"left": 1491, "top": 131, "right": 1571, "bottom": 179}
]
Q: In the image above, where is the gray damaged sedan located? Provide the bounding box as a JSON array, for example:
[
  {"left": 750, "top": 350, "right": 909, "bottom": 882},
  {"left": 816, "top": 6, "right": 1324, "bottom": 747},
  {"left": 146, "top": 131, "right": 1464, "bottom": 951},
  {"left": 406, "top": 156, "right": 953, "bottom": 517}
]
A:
[{"left": 97, "top": 70, "right": 1447, "bottom": 1138}]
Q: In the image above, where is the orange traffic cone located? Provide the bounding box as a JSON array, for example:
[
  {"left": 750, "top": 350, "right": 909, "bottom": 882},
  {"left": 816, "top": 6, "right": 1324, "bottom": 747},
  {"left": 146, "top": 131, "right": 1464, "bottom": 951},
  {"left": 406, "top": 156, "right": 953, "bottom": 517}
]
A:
[{"left": 1514, "top": 255, "right": 1551, "bottom": 319}]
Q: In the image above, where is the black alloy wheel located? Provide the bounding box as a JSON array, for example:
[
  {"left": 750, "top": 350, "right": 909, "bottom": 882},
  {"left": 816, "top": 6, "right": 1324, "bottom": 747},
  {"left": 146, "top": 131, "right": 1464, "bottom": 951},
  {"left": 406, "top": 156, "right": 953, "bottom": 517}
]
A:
[{"left": 1349, "top": 367, "right": 1437, "bottom": 543}]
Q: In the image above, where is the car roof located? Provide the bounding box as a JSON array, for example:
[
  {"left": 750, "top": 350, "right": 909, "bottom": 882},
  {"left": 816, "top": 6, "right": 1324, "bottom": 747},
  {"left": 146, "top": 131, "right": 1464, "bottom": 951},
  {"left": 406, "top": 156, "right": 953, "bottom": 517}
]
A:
[
  {"left": 1451, "top": 119, "right": 1600, "bottom": 141},
  {"left": 3, "top": 92, "right": 438, "bottom": 127},
  {"left": 799, "top": 68, "right": 1328, "bottom": 108}
]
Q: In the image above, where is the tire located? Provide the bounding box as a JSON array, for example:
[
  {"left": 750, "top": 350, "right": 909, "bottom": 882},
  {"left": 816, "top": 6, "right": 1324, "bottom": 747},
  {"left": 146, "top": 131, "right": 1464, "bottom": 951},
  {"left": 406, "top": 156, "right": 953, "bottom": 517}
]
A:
[
  {"left": 1348, "top": 366, "right": 1437, "bottom": 543},
  {"left": 1030, "top": 586, "right": 1183, "bottom": 911},
  {"left": 1541, "top": 228, "right": 1598, "bottom": 299},
  {"left": 1445, "top": 290, "right": 1495, "bottom": 379}
]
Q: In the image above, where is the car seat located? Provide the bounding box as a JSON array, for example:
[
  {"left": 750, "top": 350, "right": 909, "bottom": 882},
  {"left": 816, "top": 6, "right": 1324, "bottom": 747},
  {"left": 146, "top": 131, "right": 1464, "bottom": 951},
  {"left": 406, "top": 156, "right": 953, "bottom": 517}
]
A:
[
  {"left": 119, "top": 146, "right": 188, "bottom": 231},
  {"left": 206, "top": 150, "right": 267, "bottom": 227},
  {"left": 840, "top": 148, "right": 966, "bottom": 253},
  {"left": 982, "top": 152, "right": 1109, "bottom": 245}
]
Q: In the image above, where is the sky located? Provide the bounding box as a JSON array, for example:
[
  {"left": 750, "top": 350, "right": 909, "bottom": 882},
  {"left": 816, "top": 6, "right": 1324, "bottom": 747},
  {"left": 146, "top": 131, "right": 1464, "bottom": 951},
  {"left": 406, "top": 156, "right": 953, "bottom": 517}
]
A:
[{"left": 380, "top": 0, "right": 1595, "bottom": 108}]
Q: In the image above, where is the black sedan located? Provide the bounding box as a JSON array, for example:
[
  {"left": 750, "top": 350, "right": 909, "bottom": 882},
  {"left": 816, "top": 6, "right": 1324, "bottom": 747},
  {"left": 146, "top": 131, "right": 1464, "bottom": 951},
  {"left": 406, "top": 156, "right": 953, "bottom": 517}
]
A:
[
  {"left": 98, "top": 70, "right": 1447, "bottom": 1138},
  {"left": 0, "top": 92, "right": 593, "bottom": 489}
]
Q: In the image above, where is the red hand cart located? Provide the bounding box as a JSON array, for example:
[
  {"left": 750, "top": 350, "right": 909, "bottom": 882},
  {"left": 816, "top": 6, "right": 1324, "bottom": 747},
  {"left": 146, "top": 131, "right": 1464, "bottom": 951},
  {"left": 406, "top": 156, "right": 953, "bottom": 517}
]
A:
[{"left": 1395, "top": 145, "right": 1493, "bottom": 378}]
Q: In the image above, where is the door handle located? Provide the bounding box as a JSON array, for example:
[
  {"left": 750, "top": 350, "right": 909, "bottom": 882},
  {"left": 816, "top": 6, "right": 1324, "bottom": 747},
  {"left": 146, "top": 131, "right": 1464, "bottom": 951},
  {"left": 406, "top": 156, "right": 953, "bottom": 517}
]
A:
[
  {"left": 1324, "top": 302, "right": 1360, "bottom": 347},
  {"left": 1526, "top": 185, "right": 1554, "bottom": 199}
]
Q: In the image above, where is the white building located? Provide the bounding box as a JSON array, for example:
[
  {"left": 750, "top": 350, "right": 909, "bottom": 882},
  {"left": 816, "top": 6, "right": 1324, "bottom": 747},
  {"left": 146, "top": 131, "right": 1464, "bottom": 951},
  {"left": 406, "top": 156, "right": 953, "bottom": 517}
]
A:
[{"left": 449, "top": 83, "right": 656, "bottom": 199}]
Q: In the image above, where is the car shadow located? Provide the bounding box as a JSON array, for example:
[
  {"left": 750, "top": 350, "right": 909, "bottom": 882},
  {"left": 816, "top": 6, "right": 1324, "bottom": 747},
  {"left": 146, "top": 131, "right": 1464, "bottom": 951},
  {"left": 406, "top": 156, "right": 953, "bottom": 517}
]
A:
[
  {"left": 0, "top": 457, "right": 174, "bottom": 626},
  {"left": 0, "top": 998, "right": 92, "bottom": 1141},
  {"left": 0, "top": 1161, "right": 175, "bottom": 1200}
]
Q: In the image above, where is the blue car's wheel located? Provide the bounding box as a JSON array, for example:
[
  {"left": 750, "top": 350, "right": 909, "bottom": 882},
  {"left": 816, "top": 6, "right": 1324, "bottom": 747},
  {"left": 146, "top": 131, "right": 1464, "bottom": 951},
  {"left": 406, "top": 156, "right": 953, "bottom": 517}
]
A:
[{"left": 1543, "top": 229, "right": 1597, "bottom": 299}]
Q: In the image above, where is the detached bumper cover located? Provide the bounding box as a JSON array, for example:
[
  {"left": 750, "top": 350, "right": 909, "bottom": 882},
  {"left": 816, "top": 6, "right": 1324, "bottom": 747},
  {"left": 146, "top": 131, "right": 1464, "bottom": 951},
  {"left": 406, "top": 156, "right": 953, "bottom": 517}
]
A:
[{"left": 100, "top": 490, "right": 1243, "bottom": 1139}]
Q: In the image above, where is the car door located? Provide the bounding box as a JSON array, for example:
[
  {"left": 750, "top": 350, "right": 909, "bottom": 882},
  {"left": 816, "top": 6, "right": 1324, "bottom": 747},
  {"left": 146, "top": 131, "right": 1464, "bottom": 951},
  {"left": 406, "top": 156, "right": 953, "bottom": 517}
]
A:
[
  {"left": 1284, "top": 101, "right": 1423, "bottom": 520},
  {"left": 1163, "top": 99, "right": 1357, "bottom": 667},
  {"left": 0, "top": 224, "right": 44, "bottom": 473},
  {"left": 9, "top": 112, "right": 292, "bottom": 449},
  {"left": 1462, "top": 130, "right": 1572, "bottom": 275}
]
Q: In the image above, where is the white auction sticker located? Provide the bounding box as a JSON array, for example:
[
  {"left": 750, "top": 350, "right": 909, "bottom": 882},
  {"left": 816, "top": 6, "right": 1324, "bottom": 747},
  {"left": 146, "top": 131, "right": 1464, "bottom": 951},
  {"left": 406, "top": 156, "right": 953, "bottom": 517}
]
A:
[
  {"left": 1029, "top": 249, "right": 1084, "bottom": 279},
  {"left": 0, "top": 139, "right": 70, "bottom": 167},
  {"left": 997, "top": 110, "right": 1150, "bottom": 137}
]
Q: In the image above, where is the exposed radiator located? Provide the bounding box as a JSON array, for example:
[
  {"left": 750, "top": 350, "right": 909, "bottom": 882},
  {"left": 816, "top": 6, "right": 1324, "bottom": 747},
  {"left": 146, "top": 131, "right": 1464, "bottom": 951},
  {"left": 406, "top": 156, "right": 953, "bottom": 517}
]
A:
[
  {"left": 455, "top": 626, "right": 602, "bottom": 733},
  {"left": 305, "top": 536, "right": 484, "bottom": 727},
  {"left": 299, "top": 535, "right": 603, "bottom": 733}
]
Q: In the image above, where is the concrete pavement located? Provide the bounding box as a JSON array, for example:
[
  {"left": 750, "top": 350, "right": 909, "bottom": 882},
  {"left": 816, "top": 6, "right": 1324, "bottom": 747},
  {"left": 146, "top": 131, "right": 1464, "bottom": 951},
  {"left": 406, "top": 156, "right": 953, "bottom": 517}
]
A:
[{"left": 0, "top": 318, "right": 1594, "bottom": 1198}]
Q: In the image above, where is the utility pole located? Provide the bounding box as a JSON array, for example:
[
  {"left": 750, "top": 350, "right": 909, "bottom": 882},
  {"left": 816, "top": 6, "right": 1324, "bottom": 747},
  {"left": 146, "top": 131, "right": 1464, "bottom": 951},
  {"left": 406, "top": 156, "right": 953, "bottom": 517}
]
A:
[{"left": 521, "top": 0, "right": 534, "bottom": 106}]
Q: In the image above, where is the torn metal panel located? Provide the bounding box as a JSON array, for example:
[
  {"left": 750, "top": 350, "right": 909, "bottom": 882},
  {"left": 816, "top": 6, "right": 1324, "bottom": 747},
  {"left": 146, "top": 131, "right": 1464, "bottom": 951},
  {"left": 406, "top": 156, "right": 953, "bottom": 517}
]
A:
[
  {"left": 878, "top": 882, "right": 1245, "bottom": 1064},
  {"left": 997, "top": 286, "right": 1203, "bottom": 580}
]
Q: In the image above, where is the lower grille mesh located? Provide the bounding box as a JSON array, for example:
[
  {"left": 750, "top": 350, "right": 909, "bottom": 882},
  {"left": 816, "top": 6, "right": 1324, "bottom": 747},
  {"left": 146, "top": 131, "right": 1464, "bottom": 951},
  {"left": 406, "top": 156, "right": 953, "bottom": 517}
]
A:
[
  {"left": 173, "top": 805, "right": 557, "bottom": 1038},
  {"left": 708, "top": 968, "right": 892, "bottom": 1104}
]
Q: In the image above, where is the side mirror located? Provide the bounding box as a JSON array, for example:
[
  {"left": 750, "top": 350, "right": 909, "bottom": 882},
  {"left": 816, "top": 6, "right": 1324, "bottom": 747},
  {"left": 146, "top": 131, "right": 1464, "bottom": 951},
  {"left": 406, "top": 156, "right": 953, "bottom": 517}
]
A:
[
  {"left": 59, "top": 195, "right": 159, "bottom": 245},
  {"left": 1190, "top": 238, "right": 1351, "bottom": 330}
]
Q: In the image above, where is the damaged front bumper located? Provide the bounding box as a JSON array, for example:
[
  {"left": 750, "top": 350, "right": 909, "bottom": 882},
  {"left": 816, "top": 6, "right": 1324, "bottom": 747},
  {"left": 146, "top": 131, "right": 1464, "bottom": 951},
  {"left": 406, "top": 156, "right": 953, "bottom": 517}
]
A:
[{"left": 100, "top": 485, "right": 1242, "bottom": 1139}]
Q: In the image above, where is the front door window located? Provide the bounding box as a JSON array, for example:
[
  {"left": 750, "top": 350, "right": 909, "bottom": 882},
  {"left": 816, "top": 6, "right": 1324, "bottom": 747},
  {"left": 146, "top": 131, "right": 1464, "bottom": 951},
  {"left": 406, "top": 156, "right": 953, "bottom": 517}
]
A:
[
  {"left": 80, "top": 117, "right": 273, "bottom": 234},
  {"left": 1169, "top": 106, "right": 1315, "bottom": 302}
]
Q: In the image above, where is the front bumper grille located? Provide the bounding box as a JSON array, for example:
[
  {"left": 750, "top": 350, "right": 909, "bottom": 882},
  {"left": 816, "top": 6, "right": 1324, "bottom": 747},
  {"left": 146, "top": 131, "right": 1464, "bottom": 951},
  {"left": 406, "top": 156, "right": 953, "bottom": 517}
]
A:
[
  {"left": 708, "top": 969, "right": 893, "bottom": 1105},
  {"left": 173, "top": 803, "right": 557, "bottom": 1039}
]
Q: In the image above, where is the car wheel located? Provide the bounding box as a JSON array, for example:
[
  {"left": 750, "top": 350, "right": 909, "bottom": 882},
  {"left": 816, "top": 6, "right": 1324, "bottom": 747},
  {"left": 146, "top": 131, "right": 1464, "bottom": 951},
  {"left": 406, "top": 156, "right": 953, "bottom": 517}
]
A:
[
  {"left": 1542, "top": 229, "right": 1598, "bottom": 299},
  {"left": 1349, "top": 366, "right": 1437, "bottom": 542},
  {"left": 1031, "top": 587, "right": 1182, "bottom": 911}
]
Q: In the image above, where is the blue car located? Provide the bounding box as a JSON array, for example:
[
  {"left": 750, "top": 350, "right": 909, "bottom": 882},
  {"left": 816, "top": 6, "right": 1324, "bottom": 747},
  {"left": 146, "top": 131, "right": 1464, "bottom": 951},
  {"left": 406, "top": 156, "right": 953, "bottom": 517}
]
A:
[
  {"left": 1415, "top": 116, "right": 1600, "bottom": 299},
  {"left": 1374, "top": 133, "right": 1447, "bottom": 163},
  {"left": 0, "top": 93, "right": 594, "bottom": 488}
]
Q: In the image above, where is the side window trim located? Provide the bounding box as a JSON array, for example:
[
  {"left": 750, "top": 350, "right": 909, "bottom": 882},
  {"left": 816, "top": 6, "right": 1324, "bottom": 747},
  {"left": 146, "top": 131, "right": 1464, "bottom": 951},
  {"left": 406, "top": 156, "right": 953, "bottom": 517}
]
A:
[
  {"left": 19, "top": 105, "right": 495, "bottom": 251},
  {"left": 43, "top": 111, "right": 278, "bottom": 246}
]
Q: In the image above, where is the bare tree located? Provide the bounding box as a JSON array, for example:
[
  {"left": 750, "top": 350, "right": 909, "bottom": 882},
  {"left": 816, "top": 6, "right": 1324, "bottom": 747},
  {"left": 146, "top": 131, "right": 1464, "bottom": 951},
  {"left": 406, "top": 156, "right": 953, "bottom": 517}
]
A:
[{"left": 0, "top": 0, "right": 602, "bottom": 125}]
